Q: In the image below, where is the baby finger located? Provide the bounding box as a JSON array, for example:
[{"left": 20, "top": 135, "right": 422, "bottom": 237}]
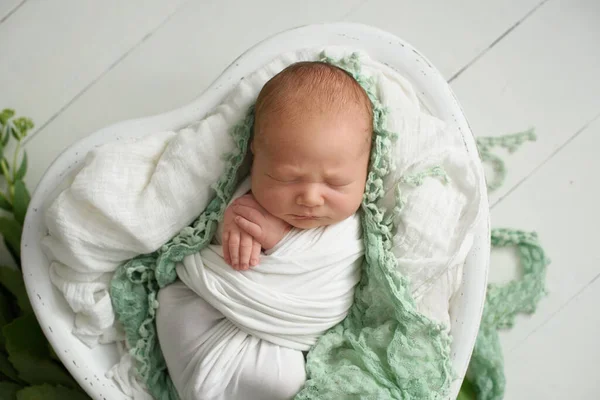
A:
[
  {"left": 250, "top": 240, "right": 261, "bottom": 266},
  {"left": 234, "top": 215, "right": 263, "bottom": 241},
  {"left": 228, "top": 230, "right": 241, "bottom": 269},
  {"left": 239, "top": 232, "right": 254, "bottom": 270},
  {"left": 233, "top": 204, "right": 265, "bottom": 226},
  {"left": 222, "top": 231, "right": 231, "bottom": 265}
]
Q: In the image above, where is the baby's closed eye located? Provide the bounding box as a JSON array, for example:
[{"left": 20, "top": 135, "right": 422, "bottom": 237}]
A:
[
  {"left": 267, "top": 174, "right": 298, "bottom": 183},
  {"left": 327, "top": 179, "right": 354, "bottom": 188},
  {"left": 266, "top": 172, "right": 354, "bottom": 187}
]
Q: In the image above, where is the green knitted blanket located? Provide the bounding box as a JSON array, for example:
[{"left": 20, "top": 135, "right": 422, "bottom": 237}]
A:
[{"left": 110, "top": 55, "right": 548, "bottom": 400}]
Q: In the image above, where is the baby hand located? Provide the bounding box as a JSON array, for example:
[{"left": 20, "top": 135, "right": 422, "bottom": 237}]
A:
[
  {"left": 231, "top": 194, "right": 292, "bottom": 251},
  {"left": 222, "top": 203, "right": 262, "bottom": 271}
]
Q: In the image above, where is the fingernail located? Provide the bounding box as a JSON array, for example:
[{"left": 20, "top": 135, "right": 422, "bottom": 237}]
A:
[
  {"left": 242, "top": 263, "right": 248, "bottom": 269},
  {"left": 251, "top": 258, "right": 258, "bottom": 266}
]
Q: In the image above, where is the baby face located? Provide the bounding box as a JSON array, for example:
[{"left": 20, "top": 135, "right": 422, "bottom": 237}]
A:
[{"left": 251, "top": 107, "right": 371, "bottom": 229}]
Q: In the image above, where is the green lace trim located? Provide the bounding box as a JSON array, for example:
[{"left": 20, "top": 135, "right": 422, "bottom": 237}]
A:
[
  {"left": 476, "top": 129, "right": 536, "bottom": 191},
  {"left": 463, "top": 132, "right": 549, "bottom": 400}
]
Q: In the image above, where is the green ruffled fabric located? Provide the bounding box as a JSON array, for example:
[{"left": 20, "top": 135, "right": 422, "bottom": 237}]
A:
[
  {"left": 465, "top": 229, "right": 548, "bottom": 400},
  {"left": 461, "top": 130, "right": 549, "bottom": 400}
]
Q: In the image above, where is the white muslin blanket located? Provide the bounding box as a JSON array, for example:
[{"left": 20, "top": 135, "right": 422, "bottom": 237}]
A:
[{"left": 40, "top": 46, "right": 483, "bottom": 399}]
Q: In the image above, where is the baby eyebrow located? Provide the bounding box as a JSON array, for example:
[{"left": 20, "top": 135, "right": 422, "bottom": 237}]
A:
[
  {"left": 326, "top": 178, "right": 354, "bottom": 186},
  {"left": 323, "top": 171, "right": 351, "bottom": 181}
]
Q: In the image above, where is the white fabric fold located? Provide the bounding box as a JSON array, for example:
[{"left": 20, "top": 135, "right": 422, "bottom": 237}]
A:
[{"left": 178, "top": 214, "right": 364, "bottom": 350}]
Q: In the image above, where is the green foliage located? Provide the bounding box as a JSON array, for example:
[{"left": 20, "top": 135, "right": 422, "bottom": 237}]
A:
[
  {"left": 0, "top": 219, "right": 21, "bottom": 263},
  {"left": 0, "top": 381, "right": 23, "bottom": 400},
  {"left": 0, "top": 267, "right": 31, "bottom": 314},
  {"left": 11, "top": 181, "right": 29, "bottom": 226},
  {"left": 457, "top": 378, "right": 477, "bottom": 400},
  {"left": 0, "top": 109, "right": 90, "bottom": 398},
  {"left": 4, "top": 314, "right": 79, "bottom": 388},
  {"left": 16, "top": 384, "right": 89, "bottom": 400}
]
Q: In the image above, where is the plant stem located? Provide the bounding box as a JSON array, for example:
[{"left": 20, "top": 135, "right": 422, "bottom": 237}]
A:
[
  {"left": 11, "top": 139, "right": 21, "bottom": 182},
  {"left": 1, "top": 158, "right": 11, "bottom": 185}
]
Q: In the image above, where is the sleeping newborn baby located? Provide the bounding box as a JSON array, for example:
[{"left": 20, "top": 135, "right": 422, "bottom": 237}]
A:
[
  {"left": 156, "top": 61, "right": 373, "bottom": 400},
  {"left": 221, "top": 60, "right": 373, "bottom": 270}
]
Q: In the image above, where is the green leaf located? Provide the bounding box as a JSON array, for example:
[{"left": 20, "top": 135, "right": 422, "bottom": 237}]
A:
[
  {"left": 0, "top": 289, "right": 15, "bottom": 349},
  {"left": 0, "top": 266, "right": 31, "bottom": 314},
  {"left": 14, "top": 153, "right": 27, "bottom": 182},
  {"left": 0, "top": 219, "right": 21, "bottom": 262},
  {"left": 4, "top": 314, "right": 78, "bottom": 389},
  {"left": 9, "top": 356, "right": 77, "bottom": 390},
  {"left": 457, "top": 378, "right": 477, "bottom": 400},
  {"left": 0, "top": 381, "right": 23, "bottom": 400},
  {"left": 0, "top": 352, "right": 19, "bottom": 383},
  {"left": 9, "top": 127, "right": 19, "bottom": 142},
  {"left": 1, "top": 128, "right": 9, "bottom": 147},
  {"left": 0, "top": 192, "right": 11, "bottom": 212},
  {"left": 11, "top": 119, "right": 34, "bottom": 140},
  {"left": 47, "top": 342, "right": 60, "bottom": 363},
  {"left": 0, "top": 288, "right": 13, "bottom": 324},
  {"left": 2, "top": 241, "right": 19, "bottom": 270},
  {"left": 3, "top": 314, "right": 47, "bottom": 359},
  {"left": 0, "top": 158, "right": 10, "bottom": 179},
  {"left": 16, "top": 384, "right": 89, "bottom": 400},
  {"left": 12, "top": 181, "right": 30, "bottom": 226},
  {"left": 0, "top": 110, "right": 14, "bottom": 126}
]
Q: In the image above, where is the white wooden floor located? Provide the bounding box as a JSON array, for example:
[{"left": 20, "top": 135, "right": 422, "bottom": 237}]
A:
[{"left": 1, "top": 0, "right": 599, "bottom": 398}]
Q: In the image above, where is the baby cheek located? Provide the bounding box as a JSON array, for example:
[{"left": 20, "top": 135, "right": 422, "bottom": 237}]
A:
[
  {"left": 259, "top": 186, "right": 293, "bottom": 213},
  {"left": 329, "top": 187, "right": 363, "bottom": 216}
]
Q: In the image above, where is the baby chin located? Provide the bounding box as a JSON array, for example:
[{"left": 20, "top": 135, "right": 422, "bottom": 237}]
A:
[{"left": 286, "top": 215, "right": 331, "bottom": 229}]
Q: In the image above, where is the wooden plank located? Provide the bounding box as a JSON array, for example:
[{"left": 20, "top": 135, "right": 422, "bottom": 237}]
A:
[
  {"left": 21, "top": 0, "right": 542, "bottom": 188},
  {"left": 489, "top": 117, "right": 600, "bottom": 359},
  {"left": 345, "top": 0, "right": 542, "bottom": 79},
  {"left": 20, "top": 0, "right": 364, "bottom": 187},
  {"left": 0, "top": 0, "right": 186, "bottom": 135},
  {"left": 0, "top": 0, "right": 22, "bottom": 268},
  {"left": 449, "top": 0, "right": 600, "bottom": 207},
  {"left": 503, "top": 269, "right": 600, "bottom": 398},
  {"left": 0, "top": 0, "right": 23, "bottom": 23}
]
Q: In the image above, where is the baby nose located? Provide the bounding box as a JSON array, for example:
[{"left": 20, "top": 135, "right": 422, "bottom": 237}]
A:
[{"left": 296, "top": 185, "right": 324, "bottom": 208}]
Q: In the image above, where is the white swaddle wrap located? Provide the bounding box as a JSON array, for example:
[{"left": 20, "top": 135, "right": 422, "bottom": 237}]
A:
[
  {"left": 157, "top": 179, "right": 363, "bottom": 399},
  {"left": 179, "top": 220, "right": 363, "bottom": 350}
]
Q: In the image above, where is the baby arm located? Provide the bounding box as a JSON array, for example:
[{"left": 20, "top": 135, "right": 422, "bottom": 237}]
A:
[
  {"left": 222, "top": 203, "right": 261, "bottom": 271},
  {"left": 222, "top": 193, "right": 291, "bottom": 270},
  {"left": 232, "top": 194, "right": 292, "bottom": 251}
]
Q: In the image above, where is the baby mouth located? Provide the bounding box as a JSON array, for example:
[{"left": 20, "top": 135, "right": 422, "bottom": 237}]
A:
[{"left": 291, "top": 215, "right": 320, "bottom": 220}]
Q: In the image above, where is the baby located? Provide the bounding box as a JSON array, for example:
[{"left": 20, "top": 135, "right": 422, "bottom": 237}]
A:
[
  {"left": 157, "top": 61, "right": 373, "bottom": 400},
  {"left": 221, "top": 61, "right": 372, "bottom": 270}
]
